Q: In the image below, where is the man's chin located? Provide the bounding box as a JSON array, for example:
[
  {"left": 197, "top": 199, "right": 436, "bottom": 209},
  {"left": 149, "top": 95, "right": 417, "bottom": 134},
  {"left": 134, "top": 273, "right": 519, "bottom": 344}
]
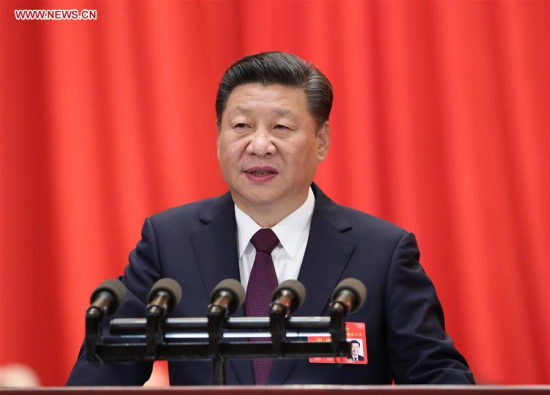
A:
[
  {"left": 231, "top": 190, "right": 282, "bottom": 209},
  {"left": 239, "top": 196, "right": 281, "bottom": 209}
]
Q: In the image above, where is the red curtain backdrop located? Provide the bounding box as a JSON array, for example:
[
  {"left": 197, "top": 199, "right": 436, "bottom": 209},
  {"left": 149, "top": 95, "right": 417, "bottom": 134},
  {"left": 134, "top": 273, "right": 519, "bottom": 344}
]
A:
[{"left": 1, "top": 0, "right": 548, "bottom": 386}]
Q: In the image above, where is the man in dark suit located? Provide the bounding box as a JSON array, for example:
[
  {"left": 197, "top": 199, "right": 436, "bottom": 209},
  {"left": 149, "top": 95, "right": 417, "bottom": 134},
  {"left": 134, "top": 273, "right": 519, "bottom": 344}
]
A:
[
  {"left": 67, "top": 52, "right": 475, "bottom": 386},
  {"left": 348, "top": 341, "right": 365, "bottom": 362}
]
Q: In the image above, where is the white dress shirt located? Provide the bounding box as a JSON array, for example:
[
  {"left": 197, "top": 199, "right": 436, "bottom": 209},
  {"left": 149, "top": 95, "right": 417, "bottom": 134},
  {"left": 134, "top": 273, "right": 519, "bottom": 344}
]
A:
[{"left": 235, "top": 188, "right": 315, "bottom": 292}]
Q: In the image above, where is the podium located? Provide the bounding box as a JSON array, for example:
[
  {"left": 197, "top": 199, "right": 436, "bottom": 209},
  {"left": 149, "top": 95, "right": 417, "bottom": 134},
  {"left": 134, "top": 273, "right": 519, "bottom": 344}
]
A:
[{"left": 2, "top": 386, "right": 548, "bottom": 395}]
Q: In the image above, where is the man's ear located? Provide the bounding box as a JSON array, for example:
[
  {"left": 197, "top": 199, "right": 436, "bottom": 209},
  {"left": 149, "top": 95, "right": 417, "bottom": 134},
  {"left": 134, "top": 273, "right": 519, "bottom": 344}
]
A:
[{"left": 317, "top": 121, "right": 331, "bottom": 161}]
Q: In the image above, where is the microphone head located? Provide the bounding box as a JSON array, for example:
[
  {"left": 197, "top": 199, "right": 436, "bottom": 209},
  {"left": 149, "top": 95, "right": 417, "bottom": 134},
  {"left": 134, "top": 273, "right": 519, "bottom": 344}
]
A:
[
  {"left": 331, "top": 278, "right": 367, "bottom": 314},
  {"left": 272, "top": 280, "right": 306, "bottom": 311},
  {"left": 90, "top": 279, "right": 127, "bottom": 314},
  {"left": 147, "top": 278, "right": 183, "bottom": 310},
  {"left": 210, "top": 279, "right": 245, "bottom": 312}
]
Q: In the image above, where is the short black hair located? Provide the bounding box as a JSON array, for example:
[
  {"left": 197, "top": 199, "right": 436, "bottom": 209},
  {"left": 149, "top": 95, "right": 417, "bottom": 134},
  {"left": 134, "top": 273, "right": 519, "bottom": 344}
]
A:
[
  {"left": 349, "top": 340, "right": 360, "bottom": 346},
  {"left": 215, "top": 52, "right": 333, "bottom": 129}
]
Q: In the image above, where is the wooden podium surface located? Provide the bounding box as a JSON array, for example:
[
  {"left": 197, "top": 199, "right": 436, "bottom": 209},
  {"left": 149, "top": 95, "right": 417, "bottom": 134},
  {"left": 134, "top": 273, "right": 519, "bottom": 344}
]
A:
[{"left": 2, "top": 386, "right": 548, "bottom": 395}]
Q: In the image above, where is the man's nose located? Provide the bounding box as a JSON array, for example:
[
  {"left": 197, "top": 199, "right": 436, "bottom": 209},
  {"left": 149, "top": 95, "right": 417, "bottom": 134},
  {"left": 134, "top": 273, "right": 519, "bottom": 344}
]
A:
[{"left": 246, "top": 128, "right": 276, "bottom": 156}]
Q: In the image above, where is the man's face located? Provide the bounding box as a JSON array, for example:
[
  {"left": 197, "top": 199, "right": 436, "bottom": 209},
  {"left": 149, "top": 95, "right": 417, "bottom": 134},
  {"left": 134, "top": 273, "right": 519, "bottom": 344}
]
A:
[
  {"left": 217, "top": 83, "right": 330, "bottom": 221},
  {"left": 351, "top": 342, "right": 360, "bottom": 357}
]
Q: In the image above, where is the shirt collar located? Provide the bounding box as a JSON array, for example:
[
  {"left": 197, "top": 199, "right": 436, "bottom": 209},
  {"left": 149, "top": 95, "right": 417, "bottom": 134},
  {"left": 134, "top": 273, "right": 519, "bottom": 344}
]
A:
[{"left": 235, "top": 187, "right": 315, "bottom": 259}]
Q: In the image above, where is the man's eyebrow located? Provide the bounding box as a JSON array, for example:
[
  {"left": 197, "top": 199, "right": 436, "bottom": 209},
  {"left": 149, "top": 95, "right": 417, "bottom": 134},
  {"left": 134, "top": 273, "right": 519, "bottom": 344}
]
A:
[
  {"left": 228, "top": 106, "right": 297, "bottom": 118},
  {"left": 229, "top": 106, "right": 252, "bottom": 116},
  {"left": 271, "top": 108, "right": 296, "bottom": 117}
]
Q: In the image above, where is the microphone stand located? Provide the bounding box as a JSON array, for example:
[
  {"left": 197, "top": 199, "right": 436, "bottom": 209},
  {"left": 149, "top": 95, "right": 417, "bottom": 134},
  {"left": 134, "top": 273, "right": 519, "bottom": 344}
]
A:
[
  {"left": 85, "top": 307, "right": 103, "bottom": 366},
  {"left": 88, "top": 315, "right": 352, "bottom": 386},
  {"left": 329, "top": 303, "right": 346, "bottom": 360},
  {"left": 146, "top": 290, "right": 173, "bottom": 357},
  {"left": 269, "top": 305, "right": 286, "bottom": 355},
  {"left": 145, "top": 306, "right": 162, "bottom": 357},
  {"left": 207, "top": 304, "right": 226, "bottom": 385}
]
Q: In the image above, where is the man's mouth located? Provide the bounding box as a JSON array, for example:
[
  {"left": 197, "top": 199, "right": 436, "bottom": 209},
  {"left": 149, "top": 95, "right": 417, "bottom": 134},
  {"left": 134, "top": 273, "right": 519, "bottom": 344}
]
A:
[{"left": 245, "top": 167, "right": 278, "bottom": 176}]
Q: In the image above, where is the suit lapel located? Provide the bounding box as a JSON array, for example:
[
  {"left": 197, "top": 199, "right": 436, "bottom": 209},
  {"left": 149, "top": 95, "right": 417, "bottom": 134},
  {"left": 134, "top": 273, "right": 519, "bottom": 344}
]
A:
[
  {"left": 191, "top": 192, "right": 241, "bottom": 295},
  {"left": 269, "top": 184, "right": 356, "bottom": 385},
  {"left": 190, "top": 192, "right": 254, "bottom": 385}
]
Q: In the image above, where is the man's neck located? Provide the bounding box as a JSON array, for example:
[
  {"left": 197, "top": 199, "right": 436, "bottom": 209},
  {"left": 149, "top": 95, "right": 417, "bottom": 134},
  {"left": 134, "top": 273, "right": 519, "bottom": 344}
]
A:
[{"left": 233, "top": 190, "right": 310, "bottom": 228}]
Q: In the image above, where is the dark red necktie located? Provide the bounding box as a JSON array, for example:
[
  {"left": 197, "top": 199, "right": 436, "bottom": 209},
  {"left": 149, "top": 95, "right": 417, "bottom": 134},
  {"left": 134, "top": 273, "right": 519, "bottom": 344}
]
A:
[{"left": 245, "top": 228, "right": 279, "bottom": 385}]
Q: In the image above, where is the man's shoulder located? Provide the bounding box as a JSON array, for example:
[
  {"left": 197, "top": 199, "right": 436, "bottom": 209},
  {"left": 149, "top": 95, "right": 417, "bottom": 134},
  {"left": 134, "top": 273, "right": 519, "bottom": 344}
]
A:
[
  {"left": 147, "top": 192, "right": 233, "bottom": 231},
  {"left": 340, "top": 204, "right": 406, "bottom": 235},
  {"left": 314, "top": 185, "right": 408, "bottom": 241}
]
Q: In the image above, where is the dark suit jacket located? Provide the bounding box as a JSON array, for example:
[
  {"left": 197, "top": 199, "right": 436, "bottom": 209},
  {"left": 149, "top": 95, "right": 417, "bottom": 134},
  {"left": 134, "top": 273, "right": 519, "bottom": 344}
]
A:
[
  {"left": 67, "top": 184, "right": 474, "bottom": 385},
  {"left": 348, "top": 355, "right": 365, "bottom": 362}
]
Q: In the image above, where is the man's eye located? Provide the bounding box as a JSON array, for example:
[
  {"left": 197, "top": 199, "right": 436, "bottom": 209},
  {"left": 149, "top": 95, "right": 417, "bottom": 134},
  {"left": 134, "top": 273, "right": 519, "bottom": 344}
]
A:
[
  {"left": 274, "top": 124, "right": 289, "bottom": 130},
  {"left": 234, "top": 123, "right": 248, "bottom": 128}
]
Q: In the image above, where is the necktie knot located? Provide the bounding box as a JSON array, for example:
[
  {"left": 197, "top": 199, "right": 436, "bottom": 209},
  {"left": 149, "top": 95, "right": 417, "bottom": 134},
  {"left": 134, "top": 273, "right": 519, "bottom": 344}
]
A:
[{"left": 250, "top": 228, "right": 279, "bottom": 254}]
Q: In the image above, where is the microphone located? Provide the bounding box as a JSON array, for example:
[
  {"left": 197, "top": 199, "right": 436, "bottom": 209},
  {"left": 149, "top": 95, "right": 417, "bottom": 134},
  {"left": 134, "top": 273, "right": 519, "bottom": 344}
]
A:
[
  {"left": 330, "top": 278, "right": 367, "bottom": 315},
  {"left": 207, "top": 279, "right": 245, "bottom": 361},
  {"left": 208, "top": 279, "right": 245, "bottom": 318},
  {"left": 87, "top": 279, "right": 127, "bottom": 318},
  {"left": 270, "top": 280, "right": 306, "bottom": 316},
  {"left": 147, "top": 278, "right": 182, "bottom": 319},
  {"left": 85, "top": 279, "right": 127, "bottom": 365}
]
